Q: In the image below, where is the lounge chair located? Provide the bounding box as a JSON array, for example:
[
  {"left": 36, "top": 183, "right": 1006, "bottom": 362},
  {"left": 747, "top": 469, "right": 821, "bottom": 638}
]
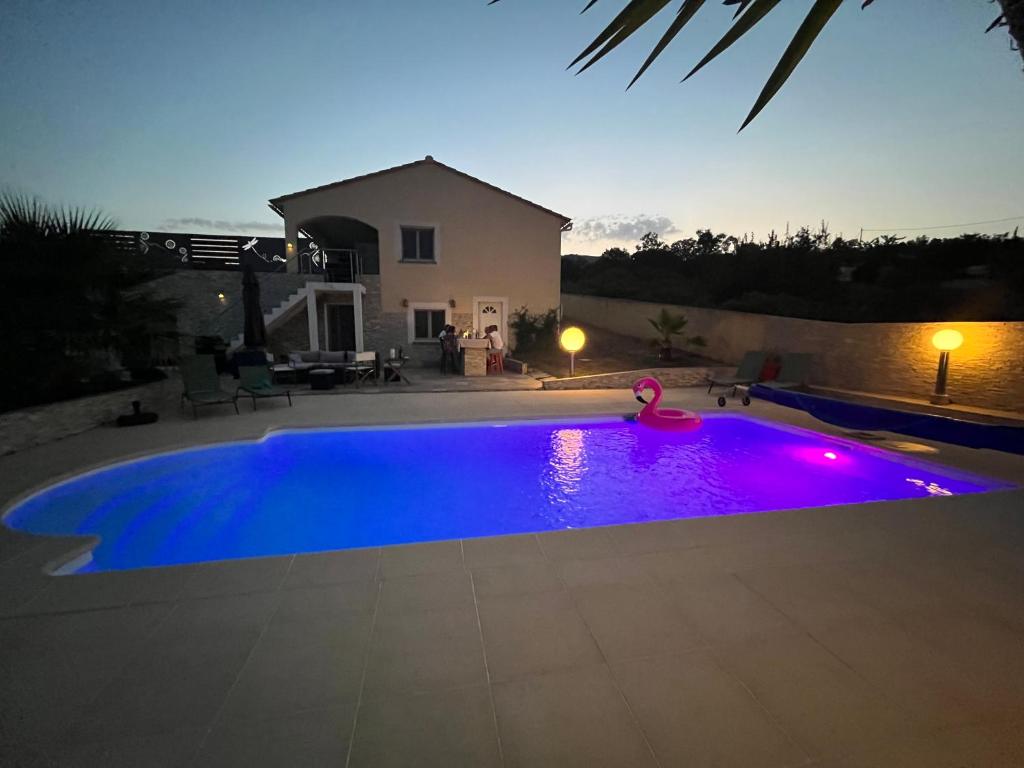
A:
[
  {"left": 757, "top": 352, "right": 812, "bottom": 390},
  {"left": 180, "top": 356, "right": 239, "bottom": 418},
  {"left": 237, "top": 365, "right": 293, "bottom": 409},
  {"left": 707, "top": 351, "right": 769, "bottom": 396}
]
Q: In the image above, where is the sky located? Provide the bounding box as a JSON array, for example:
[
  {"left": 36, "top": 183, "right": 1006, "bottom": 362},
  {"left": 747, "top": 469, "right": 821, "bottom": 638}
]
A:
[{"left": 2, "top": 0, "right": 1023, "bottom": 256}]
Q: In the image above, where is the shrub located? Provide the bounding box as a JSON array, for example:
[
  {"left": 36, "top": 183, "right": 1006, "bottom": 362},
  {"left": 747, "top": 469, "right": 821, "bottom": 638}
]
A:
[{"left": 509, "top": 306, "right": 558, "bottom": 352}]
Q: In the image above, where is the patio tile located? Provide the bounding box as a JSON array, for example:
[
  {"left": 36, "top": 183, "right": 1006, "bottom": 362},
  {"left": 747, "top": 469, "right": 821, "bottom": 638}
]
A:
[
  {"left": 349, "top": 684, "right": 501, "bottom": 768},
  {"left": 535, "top": 527, "right": 618, "bottom": 561},
  {"left": 665, "top": 572, "right": 803, "bottom": 646},
  {"left": 492, "top": 664, "right": 657, "bottom": 768},
  {"left": 218, "top": 612, "right": 371, "bottom": 721},
  {"left": 179, "top": 555, "right": 292, "bottom": 599},
  {"left": 558, "top": 554, "right": 654, "bottom": 588},
  {"left": 477, "top": 591, "right": 603, "bottom": 682},
  {"left": 38, "top": 728, "right": 205, "bottom": 768},
  {"left": 470, "top": 562, "right": 563, "bottom": 598},
  {"left": 196, "top": 708, "right": 350, "bottom": 768},
  {"left": 812, "top": 617, "right": 994, "bottom": 729},
  {"left": 461, "top": 533, "right": 544, "bottom": 567},
  {"left": 612, "top": 649, "right": 809, "bottom": 768},
  {"left": 711, "top": 631, "right": 915, "bottom": 761},
  {"left": 0, "top": 604, "right": 173, "bottom": 745},
  {"left": 608, "top": 519, "right": 703, "bottom": 555},
  {"left": 163, "top": 591, "right": 281, "bottom": 639},
  {"left": 272, "top": 581, "right": 379, "bottom": 623},
  {"left": 378, "top": 540, "right": 463, "bottom": 578},
  {"left": 362, "top": 606, "right": 486, "bottom": 698},
  {"left": 0, "top": 561, "right": 51, "bottom": 617},
  {"left": 21, "top": 564, "right": 198, "bottom": 614},
  {"left": 282, "top": 547, "right": 380, "bottom": 588},
  {"left": 377, "top": 569, "right": 474, "bottom": 614},
  {"left": 571, "top": 583, "right": 705, "bottom": 661},
  {"left": 834, "top": 719, "right": 1024, "bottom": 768},
  {"left": 636, "top": 545, "right": 722, "bottom": 582},
  {"left": 65, "top": 625, "right": 258, "bottom": 742},
  {"left": 733, "top": 562, "right": 890, "bottom": 634}
]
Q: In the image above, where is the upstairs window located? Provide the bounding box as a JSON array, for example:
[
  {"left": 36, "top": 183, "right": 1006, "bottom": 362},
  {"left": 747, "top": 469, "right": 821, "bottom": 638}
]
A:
[{"left": 401, "top": 226, "right": 435, "bottom": 262}]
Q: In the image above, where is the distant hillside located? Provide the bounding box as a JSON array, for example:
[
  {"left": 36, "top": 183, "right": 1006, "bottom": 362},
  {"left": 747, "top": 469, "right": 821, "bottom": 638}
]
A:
[{"left": 561, "top": 253, "right": 599, "bottom": 263}]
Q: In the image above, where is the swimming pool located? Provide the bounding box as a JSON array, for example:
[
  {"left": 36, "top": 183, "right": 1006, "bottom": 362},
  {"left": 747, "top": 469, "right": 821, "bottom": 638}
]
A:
[{"left": 3, "top": 415, "right": 1011, "bottom": 573}]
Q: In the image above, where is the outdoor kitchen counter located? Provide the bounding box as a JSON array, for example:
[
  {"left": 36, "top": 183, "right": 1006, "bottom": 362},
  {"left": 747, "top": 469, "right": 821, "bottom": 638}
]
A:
[{"left": 458, "top": 338, "right": 490, "bottom": 377}]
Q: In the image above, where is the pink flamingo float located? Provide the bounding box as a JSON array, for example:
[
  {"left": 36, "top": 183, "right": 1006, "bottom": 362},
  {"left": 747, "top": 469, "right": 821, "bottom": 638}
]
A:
[{"left": 632, "top": 376, "right": 702, "bottom": 432}]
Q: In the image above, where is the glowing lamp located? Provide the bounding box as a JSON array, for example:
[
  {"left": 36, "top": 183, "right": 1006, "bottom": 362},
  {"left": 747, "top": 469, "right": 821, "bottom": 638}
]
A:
[
  {"left": 823, "top": 451, "right": 837, "bottom": 461},
  {"left": 286, "top": 242, "right": 295, "bottom": 252},
  {"left": 217, "top": 292, "right": 225, "bottom": 300},
  {"left": 931, "top": 329, "right": 963, "bottom": 351},
  {"left": 929, "top": 328, "right": 963, "bottom": 405},
  {"left": 559, "top": 326, "right": 586, "bottom": 376}
]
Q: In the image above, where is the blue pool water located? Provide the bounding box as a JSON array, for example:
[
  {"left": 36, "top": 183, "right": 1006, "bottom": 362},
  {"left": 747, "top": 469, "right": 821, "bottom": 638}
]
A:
[{"left": 3, "top": 415, "right": 1011, "bottom": 573}]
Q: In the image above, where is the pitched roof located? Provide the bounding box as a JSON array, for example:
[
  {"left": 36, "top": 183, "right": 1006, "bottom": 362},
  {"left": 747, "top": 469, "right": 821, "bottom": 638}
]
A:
[{"left": 268, "top": 156, "right": 571, "bottom": 226}]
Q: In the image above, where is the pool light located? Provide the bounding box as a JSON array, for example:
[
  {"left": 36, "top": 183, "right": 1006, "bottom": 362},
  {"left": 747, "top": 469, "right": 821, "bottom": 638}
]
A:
[
  {"left": 930, "top": 328, "right": 963, "bottom": 404},
  {"left": 560, "top": 326, "right": 586, "bottom": 376},
  {"left": 823, "top": 451, "right": 837, "bottom": 460}
]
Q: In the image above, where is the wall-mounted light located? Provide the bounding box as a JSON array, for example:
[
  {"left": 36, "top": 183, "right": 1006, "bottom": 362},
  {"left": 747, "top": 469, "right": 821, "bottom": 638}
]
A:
[
  {"left": 560, "top": 326, "right": 586, "bottom": 377},
  {"left": 217, "top": 292, "right": 226, "bottom": 301},
  {"left": 449, "top": 299, "right": 456, "bottom": 308},
  {"left": 401, "top": 298, "right": 409, "bottom": 308},
  {"left": 286, "top": 242, "right": 295, "bottom": 252},
  {"left": 930, "top": 328, "right": 963, "bottom": 404}
]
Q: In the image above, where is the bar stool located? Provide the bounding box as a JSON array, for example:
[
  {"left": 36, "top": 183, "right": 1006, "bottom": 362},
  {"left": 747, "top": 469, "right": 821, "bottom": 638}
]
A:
[{"left": 487, "top": 351, "right": 504, "bottom": 374}]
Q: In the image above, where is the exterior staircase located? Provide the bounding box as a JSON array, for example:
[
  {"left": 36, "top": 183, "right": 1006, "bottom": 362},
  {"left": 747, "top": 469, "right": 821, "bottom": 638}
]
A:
[{"left": 227, "top": 285, "right": 311, "bottom": 352}]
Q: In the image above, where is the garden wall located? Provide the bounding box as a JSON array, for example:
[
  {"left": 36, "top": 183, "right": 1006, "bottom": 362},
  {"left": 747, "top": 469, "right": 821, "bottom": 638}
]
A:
[
  {"left": 0, "top": 376, "right": 178, "bottom": 456},
  {"left": 542, "top": 367, "right": 727, "bottom": 391},
  {"left": 561, "top": 293, "right": 1024, "bottom": 412}
]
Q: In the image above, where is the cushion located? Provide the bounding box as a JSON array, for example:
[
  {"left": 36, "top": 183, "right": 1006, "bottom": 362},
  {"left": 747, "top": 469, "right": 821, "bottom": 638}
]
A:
[
  {"left": 321, "top": 351, "right": 348, "bottom": 363},
  {"left": 299, "top": 351, "right": 320, "bottom": 363},
  {"left": 288, "top": 352, "right": 303, "bottom": 365}
]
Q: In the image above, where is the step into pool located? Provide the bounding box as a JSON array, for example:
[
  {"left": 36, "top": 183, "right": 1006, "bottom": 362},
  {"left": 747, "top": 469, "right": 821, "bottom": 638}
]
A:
[{"left": 3, "top": 415, "right": 1012, "bottom": 573}]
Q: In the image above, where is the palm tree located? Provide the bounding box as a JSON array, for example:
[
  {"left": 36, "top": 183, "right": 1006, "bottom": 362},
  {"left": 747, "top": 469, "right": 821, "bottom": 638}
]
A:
[
  {"left": 648, "top": 308, "right": 705, "bottom": 361},
  {"left": 0, "top": 194, "right": 179, "bottom": 411},
  {"left": 489, "top": 0, "right": 1024, "bottom": 130}
]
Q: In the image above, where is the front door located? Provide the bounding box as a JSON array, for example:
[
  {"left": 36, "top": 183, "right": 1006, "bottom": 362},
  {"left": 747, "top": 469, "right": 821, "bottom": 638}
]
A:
[
  {"left": 326, "top": 304, "right": 356, "bottom": 351},
  {"left": 476, "top": 300, "right": 505, "bottom": 342}
]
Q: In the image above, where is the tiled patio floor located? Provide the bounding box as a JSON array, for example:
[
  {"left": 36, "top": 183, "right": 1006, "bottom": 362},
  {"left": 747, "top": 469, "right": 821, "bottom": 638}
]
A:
[{"left": 2, "top": 388, "right": 1023, "bottom": 766}]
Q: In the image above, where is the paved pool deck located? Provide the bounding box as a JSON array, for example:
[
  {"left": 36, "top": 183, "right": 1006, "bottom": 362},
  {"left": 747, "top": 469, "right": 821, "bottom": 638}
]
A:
[{"left": 2, "top": 387, "right": 1024, "bottom": 767}]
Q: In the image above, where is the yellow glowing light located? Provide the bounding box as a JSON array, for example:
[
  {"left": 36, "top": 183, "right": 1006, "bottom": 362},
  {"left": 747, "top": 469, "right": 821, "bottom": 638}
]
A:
[
  {"left": 931, "top": 329, "right": 963, "bottom": 352},
  {"left": 217, "top": 292, "right": 226, "bottom": 300},
  {"left": 560, "top": 326, "right": 585, "bottom": 353},
  {"left": 286, "top": 242, "right": 295, "bottom": 252}
]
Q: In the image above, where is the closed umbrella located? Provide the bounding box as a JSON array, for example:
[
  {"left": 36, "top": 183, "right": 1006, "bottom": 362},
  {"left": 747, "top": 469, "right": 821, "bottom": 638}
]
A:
[{"left": 242, "top": 265, "right": 266, "bottom": 349}]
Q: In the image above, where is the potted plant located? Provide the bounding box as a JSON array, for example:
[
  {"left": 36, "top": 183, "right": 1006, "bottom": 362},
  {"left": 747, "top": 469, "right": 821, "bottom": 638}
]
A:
[{"left": 648, "top": 309, "right": 705, "bottom": 362}]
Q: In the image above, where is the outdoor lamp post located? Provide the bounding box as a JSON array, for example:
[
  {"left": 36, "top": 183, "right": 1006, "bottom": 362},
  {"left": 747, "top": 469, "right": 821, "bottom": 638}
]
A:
[
  {"left": 929, "top": 328, "right": 963, "bottom": 405},
  {"left": 560, "top": 326, "right": 585, "bottom": 376}
]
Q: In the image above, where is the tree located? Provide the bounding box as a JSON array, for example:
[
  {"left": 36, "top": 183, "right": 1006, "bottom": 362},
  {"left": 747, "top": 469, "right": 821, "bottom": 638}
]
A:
[
  {"left": 0, "top": 195, "right": 179, "bottom": 412},
  {"left": 648, "top": 308, "right": 705, "bottom": 361},
  {"left": 489, "top": 1, "right": 1024, "bottom": 129}
]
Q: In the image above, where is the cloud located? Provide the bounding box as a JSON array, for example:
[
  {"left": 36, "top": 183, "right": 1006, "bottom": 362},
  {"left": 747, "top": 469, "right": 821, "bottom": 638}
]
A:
[
  {"left": 565, "top": 214, "right": 678, "bottom": 243},
  {"left": 161, "top": 217, "right": 283, "bottom": 234}
]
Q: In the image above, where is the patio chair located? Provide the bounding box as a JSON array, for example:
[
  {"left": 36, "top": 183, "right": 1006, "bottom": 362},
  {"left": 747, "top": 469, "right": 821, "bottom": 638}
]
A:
[
  {"left": 707, "top": 351, "right": 768, "bottom": 396},
  {"left": 757, "top": 352, "right": 812, "bottom": 390},
  {"left": 237, "top": 365, "right": 293, "bottom": 409},
  {"left": 351, "top": 351, "right": 378, "bottom": 388},
  {"left": 180, "top": 356, "right": 239, "bottom": 418}
]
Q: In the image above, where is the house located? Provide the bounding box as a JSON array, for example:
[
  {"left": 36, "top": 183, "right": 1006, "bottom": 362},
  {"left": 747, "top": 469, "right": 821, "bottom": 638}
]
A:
[{"left": 261, "top": 156, "right": 571, "bottom": 364}]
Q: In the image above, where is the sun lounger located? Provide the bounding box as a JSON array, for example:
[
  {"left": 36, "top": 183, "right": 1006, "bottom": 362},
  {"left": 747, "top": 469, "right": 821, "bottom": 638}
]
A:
[
  {"left": 181, "top": 356, "right": 239, "bottom": 418},
  {"left": 707, "top": 351, "right": 768, "bottom": 395},
  {"left": 237, "top": 365, "right": 293, "bottom": 409},
  {"left": 757, "top": 352, "right": 811, "bottom": 390}
]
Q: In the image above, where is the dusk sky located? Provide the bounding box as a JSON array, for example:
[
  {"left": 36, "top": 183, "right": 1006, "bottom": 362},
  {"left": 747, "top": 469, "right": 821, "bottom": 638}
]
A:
[{"left": 2, "top": 0, "right": 1023, "bottom": 255}]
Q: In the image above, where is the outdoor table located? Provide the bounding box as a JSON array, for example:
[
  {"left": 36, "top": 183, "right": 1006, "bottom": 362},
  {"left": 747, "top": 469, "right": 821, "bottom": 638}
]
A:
[
  {"left": 270, "top": 364, "right": 301, "bottom": 385},
  {"left": 457, "top": 339, "right": 489, "bottom": 377},
  {"left": 383, "top": 357, "right": 411, "bottom": 385},
  {"left": 309, "top": 368, "right": 335, "bottom": 390}
]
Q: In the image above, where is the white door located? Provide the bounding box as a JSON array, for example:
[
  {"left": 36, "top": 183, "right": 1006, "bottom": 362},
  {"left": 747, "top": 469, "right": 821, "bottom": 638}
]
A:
[{"left": 476, "top": 300, "right": 505, "bottom": 343}]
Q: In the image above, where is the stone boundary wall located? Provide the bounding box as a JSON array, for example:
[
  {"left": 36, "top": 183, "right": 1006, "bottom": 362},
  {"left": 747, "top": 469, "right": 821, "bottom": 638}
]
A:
[
  {"left": 561, "top": 293, "right": 1024, "bottom": 412},
  {"left": 0, "top": 376, "right": 179, "bottom": 456},
  {"left": 542, "top": 367, "right": 727, "bottom": 391}
]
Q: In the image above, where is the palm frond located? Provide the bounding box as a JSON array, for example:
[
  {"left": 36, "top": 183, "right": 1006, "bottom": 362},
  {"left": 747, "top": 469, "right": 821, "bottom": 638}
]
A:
[
  {"left": 628, "top": 0, "right": 706, "bottom": 89},
  {"left": 683, "top": 0, "right": 781, "bottom": 81}
]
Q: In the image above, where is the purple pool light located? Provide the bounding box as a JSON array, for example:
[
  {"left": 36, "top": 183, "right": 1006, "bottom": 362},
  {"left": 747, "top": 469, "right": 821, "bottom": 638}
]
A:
[{"left": 3, "top": 415, "right": 1012, "bottom": 573}]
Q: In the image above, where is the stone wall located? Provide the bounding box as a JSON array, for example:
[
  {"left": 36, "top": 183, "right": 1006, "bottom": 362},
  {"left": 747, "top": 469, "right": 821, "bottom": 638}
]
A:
[
  {"left": 542, "top": 367, "right": 727, "bottom": 391},
  {"left": 0, "top": 376, "right": 179, "bottom": 456},
  {"left": 147, "top": 271, "right": 312, "bottom": 353},
  {"left": 561, "top": 293, "right": 1024, "bottom": 411}
]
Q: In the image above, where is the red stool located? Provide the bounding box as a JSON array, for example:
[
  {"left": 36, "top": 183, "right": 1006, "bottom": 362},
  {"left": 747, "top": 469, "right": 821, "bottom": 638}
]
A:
[{"left": 487, "top": 352, "right": 504, "bottom": 374}]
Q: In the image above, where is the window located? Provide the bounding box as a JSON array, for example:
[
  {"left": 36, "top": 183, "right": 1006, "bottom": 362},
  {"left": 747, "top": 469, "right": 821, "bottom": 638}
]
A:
[
  {"left": 400, "top": 226, "right": 435, "bottom": 262},
  {"left": 413, "top": 308, "right": 446, "bottom": 341}
]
